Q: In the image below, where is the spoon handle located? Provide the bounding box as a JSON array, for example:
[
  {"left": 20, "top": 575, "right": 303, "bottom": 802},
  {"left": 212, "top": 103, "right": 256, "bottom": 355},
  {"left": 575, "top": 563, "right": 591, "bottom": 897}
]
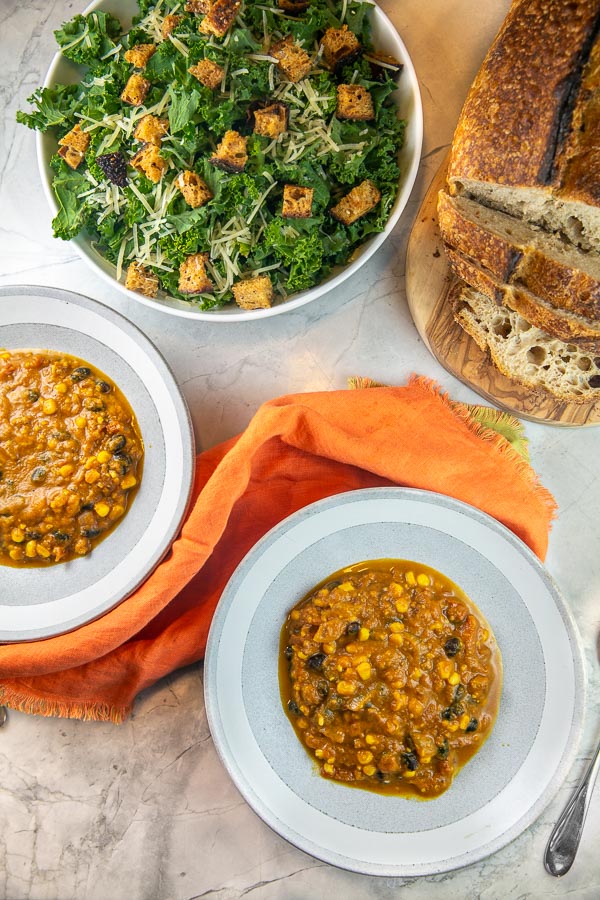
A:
[{"left": 544, "top": 741, "right": 600, "bottom": 877}]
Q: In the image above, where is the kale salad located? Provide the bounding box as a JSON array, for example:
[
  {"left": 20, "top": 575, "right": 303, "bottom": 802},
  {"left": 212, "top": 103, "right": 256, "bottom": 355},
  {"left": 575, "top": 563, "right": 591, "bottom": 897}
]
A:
[{"left": 17, "top": 0, "right": 406, "bottom": 311}]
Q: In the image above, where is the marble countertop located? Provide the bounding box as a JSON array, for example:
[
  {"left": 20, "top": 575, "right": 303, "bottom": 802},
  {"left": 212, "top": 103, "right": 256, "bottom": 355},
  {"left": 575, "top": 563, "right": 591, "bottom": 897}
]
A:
[{"left": 1, "top": 1, "right": 599, "bottom": 897}]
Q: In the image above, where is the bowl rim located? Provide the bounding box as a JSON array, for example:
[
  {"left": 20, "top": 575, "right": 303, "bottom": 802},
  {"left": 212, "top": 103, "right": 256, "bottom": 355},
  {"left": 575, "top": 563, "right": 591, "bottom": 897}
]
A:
[{"left": 35, "top": 0, "right": 423, "bottom": 321}]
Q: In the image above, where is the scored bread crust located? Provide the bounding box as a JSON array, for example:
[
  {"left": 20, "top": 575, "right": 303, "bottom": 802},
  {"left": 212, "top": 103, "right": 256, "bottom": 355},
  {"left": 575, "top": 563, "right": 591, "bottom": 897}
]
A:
[
  {"left": 449, "top": 284, "right": 600, "bottom": 403},
  {"left": 437, "top": 192, "right": 600, "bottom": 322},
  {"left": 447, "top": 0, "right": 600, "bottom": 193}
]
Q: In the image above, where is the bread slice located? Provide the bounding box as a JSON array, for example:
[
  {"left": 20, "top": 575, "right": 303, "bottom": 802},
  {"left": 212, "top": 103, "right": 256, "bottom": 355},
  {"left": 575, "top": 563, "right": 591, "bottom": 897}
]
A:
[
  {"left": 450, "top": 285, "right": 600, "bottom": 402},
  {"left": 437, "top": 191, "right": 600, "bottom": 321},
  {"left": 447, "top": 0, "right": 600, "bottom": 253},
  {"left": 445, "top": 246, "right": 600, "bottom": 349}
]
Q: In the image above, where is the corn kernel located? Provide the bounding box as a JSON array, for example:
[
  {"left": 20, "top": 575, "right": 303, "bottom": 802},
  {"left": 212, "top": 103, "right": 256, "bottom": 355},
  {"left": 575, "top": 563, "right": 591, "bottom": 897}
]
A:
[
  {"left": 421, "top": 756, "right": 432, "bottom": 764},
  {"left": 25, "top": 540, "right": 37, "bottom": 558},
  {"left": 336, "top": 680, "right": 356, "bottom": 696},
  {"left": 322, "top": 642, "right": 336, "bottom": 654},
  {"left": 338, "top": 581, "right": 354, "bottom": 592},
  {"left": 315, "top": 749, "right": 324, "bottom": 758},
  {"left": 9, "top": 548, "right": 22, "bottom": 561},
  {"left": 385, "top": 719, "right": 398, "bottom": 734},
  {"left": 297, "top": 718, "right": 308, "bottom": 729},
  {"left": 94, "top": 501, "right": 110, "bottom": 518},
  {"left": 356, "top": 662, "right": 371, "bottom": 680},
  {"left": 459, "top": 713, "right": 471, "bottom": 730},
  {"left": 392, "top": 692, "right": 408, "bottom": 710},
  {"left": 297, "top": 651, "right": 307, "bottom": 660},
  {"left": 358, "top": 627, "right": 370, "bottom": 641},
  {"left": 416, "top": 573, "right": 430, "bottom": 587},
  {"left": 346, "top": 642, "right": 359, "bottom": 653},
  {"left": 437, "top": 659, "right": 453, "bottom": 680},
  {"left": 36, "top": 544, "right": 50, "bottom": 558},
  {"left": 317, "top": 715, "right": 324, "bottom": 727},
  {"left": 291, "top": 610, "right": 300, "bottom": 620},
  {"left": 406, "top": 571, "right": 416, "bottom": 586},
  {"left": 84, "top": 456, "right": 97, "bottom": 469},
  {"left": 389, "top": 581, "right": 404, "bottom": 595},
  {"left": 362, "top": 765, "right": 377, "bottom": 777},
  {"left": 84, "top": 469, "right": 100, "bottom": 484},
  {"left": 11, "top": 528, "right": 24, "bottom": 543},
  {"left": 55, "top": 382, "right": 68, "bottom": 394},
  {"left": 395, "top": 598, "right": 409, "bottom": 613},
  {"left": 389, "top": 622, "right": 404, "bottom": 633},
  {"left": 42, "top": 398, "right": 57, "bottom": 414},
  {"left": 365, "top": 734, "right": 377, "bottom": 745},
  {"left": 389, "top": 633, "right": 403, "bottom": 647},
  {"left": 403, "top": 770, "right": 416, "bottom": 778},
  {"left": 121, "top": 474, "right": 137, "bottom": 490},
  {"left": 59, "top": 464, "right": 74, "bottom": 477},
  {"left": 408, "top": 697, "right": 423, "bottom": 716},
  {"left": 110, "top": 504, "right": 125, "bottom": 520},
  {"left": 411, "top": 668, "right": 422, "bottom": 679},
  {"left": 323, "top": 764, "right": 334, "bottom": 775},
  {"left": 327, "top": 757, "right": 335, "bottom": 764},
  {"left": 357, "top": 750, "right": 373, "bottom": 765},
  {"left": 97, "top": 450, "right": 111, "bottom": 463},
  {"left": 448, "top": 672, "right": 461, "bottom": 686},
  {"left": 75, "top": 416, "right": 86, "bottom": 428}
]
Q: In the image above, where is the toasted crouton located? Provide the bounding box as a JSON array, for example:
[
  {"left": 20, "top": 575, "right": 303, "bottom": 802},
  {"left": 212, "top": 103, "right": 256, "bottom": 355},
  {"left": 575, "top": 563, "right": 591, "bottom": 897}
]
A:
[
  {"left": 282, "top": 185, "right": 314, "bottom": 218},
  {"left": 232, "top": 275, "right": 273, "bottom": 310},
  {"left": 252, "top": 102, "right": 289, "bottom": 138},
  {"left": 188, "top": 59, "right": 224, "bottom": 90},
  {"left": 320, "top": 25, "right": 361, "bottom": 70},
  {"left": 124, "top": 43, "right": 157, "bottom": 68},
  {"left": 199, "top": 0, "right": 241, "bottom": 37},
  {"left": 209, "top": 130, "right": 248, "bottom": 172},
  {"left": 178, "top": 253, "right": 214, "bottom": 294},
  {"left": 330, "top": 179, "right": 381, "bottom": 225},
  {"left": 336, "top": 84, "right": 374, "bottom": 121},
  {"left": 134, "top": 114, "right": 169, "bottom": 145},
  {"left": 185, "top": 0, "right": 212, "bottom": 11},
  {"left": 131, "top": 144, "right": 167, "bottom": 183},
  {"left": 121, "top": 73, "right": 152, "bottom": 106},
  {"left": 272, "top": 36, "right": 312, "bottom": 83},
  {"left": 57, "top": 123, "right": 90, "bottom": 169},
  {"left": 278, "top": 0, "right": 309, "bottom": 11},
  {"left": 176, "top": 171, "right": 213, "bottom": 208},
  {"left": 162, "top": 14, "right": 183, "bottom": 39},
  {"left": 125, "top": 261, "right": 159, "bottom": 298}
]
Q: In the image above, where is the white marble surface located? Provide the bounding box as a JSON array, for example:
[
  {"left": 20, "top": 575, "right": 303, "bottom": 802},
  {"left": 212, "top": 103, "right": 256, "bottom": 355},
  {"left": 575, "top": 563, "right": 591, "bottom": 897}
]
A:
[{"left": 1, "top": 1, "right": 600, "bottom": 897}]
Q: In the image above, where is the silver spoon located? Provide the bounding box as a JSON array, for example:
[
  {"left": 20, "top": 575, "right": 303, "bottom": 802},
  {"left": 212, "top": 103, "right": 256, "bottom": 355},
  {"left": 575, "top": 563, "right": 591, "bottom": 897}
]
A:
[{"left": 544, "top": 737, "right": 600, "bottom": 876}]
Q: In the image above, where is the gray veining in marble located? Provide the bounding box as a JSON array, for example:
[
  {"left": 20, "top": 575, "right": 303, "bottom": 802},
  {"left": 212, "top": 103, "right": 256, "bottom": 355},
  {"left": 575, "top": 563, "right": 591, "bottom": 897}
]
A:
[{"left": 1, "top": 0, "right": 600, "bottom": 897}]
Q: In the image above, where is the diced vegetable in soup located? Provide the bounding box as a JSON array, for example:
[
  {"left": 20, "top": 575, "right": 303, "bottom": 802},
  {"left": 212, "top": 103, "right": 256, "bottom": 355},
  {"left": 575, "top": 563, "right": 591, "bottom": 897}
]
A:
[
  {"left": 0, "top": 349, "right": 143, "bottom": 566},
  {"left": 280, "top": 559, "right": 502, "bottom": 799}
]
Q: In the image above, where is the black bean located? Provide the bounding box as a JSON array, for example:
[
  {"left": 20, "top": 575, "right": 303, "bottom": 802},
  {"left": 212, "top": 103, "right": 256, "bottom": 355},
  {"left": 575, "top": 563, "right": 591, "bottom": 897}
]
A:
[
  {"left": 437, "top": 739, "right": 450, "bottom": 759},
  {"left": 325, "top": 579, "right": 342, "bottom": 590},
  {"left": 24, "top": 530, "right": 42, "bottom": 540},
  {"left": 81, "top": 527, "right": 101, "bottom": 538},
  {"left": 346, "top": 621, "right": 360, "bottom": 635},
  {"left": 402, "top": 752, "right": 419, "bottom": 771},
  {"left": 444, "top": 636, "right": 462, "bottom": 657},
  {"left": 52, "top": 531, "right": 70, "bottom": 542},
  {"left": 453, "top": 684, "right": 466, "bottom": 702},
  {"left": 107, "top": 434, "right": 126, "bottom": 452},
  {"left": 70, "top": 366, "right": 91, "bottom": 382},
  {"left": 287, "top": 700, "right": 300, "bottom": 715},
  {"left": 83, "top": 398, "right": 105, "bottom": 411},
  {"left": 284, "top": 645, "right": 293, "bottom": 660},
  {"left": 27, "top": 390, "right": 39, "bottom": 402},
  {"left": 96, "top": 380, "right": 112, "bottom": 393},
  {"left": 307, "top": 652, "right": 327, "bottom": 671},
  {"left": 31, "top": 466, "right": 47, "bottom": 483},
  {"left": 465, "top": 718, "right": 479, "bottom": 733},
  {"left": 441, "top": 703, "right": 463, "bottom": 721},
  {"left": 316, "top": 682, "right": 329, "bottom": 700}
]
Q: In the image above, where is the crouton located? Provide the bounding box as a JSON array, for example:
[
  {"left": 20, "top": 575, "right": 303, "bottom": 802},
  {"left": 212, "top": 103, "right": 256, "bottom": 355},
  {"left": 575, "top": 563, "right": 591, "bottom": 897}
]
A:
[
  {"left": 278, "top": 0, "right": 309, "bottom": 11},
  {"left": 199, "top": 0, "right": 242, "bottom": 37},
  {"left": 320, "top": 25, "right": 361, "bottom": 70},
  {"left": 188, "top": 59, "right": 224, "bottom": 90},
  {"left": 134, "top": 114, "right": 169, "bottom": 145},
  {"left": 162, "top": 14, "right": 183, "bottom": 39},
  {"left": 185, "top": 0, "right": 212, "bottom": 12},
  {"left": 231, "top": 275, "right": 273, "bottom": 310},
  {"left": 176, "top": 170, "right": 213, "bottom": 208},
  {"left": 131, "top": 144, "right": 167, "bottom": 183},
  {"left": 178, "top": 253, "right": 214, "bottom": 294},
  {"left": 336, "top": 84, "right": 374, "bottom": 121},
  {"left": 124, "top": 43, "right": 157, "bottom": 68},
  {"left": 282, "top": 185, "right": 314, "bottom": 218},
  {"left": 121, "top": 73, "right": 152, "bottom": 106},
  {"left": 252, "top": 102, "right": 289, "bottom": 138},
  {"left": 125, "top": 261, "right": 159, "bottom": 298},
  {"left": 330, "top": 179, "right": 381, "bottom": 225},
  {"left": 272, "top": 36, "right": 312, "bottom": 83},
  {"left": 209, "top": 130, "right": 248, "bottom": 172},
  {"left": 57, "top": 123, "right": 90, "bottom": 169}
]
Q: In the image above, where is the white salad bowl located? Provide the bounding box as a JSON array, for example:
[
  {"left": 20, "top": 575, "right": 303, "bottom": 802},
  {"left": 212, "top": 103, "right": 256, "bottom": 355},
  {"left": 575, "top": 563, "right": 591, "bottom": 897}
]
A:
[{"left": 36, "top": 0, "right": 423, "bottom": 321}]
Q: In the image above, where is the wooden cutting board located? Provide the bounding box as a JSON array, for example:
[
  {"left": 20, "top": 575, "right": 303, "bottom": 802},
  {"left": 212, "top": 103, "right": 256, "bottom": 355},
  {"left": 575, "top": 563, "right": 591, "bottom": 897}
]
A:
[{"left": 405, "top": 157, "right": 600, "bottom": 426}]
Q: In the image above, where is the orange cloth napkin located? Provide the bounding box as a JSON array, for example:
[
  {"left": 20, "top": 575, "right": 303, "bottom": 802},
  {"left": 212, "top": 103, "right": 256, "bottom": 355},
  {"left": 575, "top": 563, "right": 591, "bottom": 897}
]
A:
[{"left": 0, "top": 377, "right": 556, "bottom": 722}]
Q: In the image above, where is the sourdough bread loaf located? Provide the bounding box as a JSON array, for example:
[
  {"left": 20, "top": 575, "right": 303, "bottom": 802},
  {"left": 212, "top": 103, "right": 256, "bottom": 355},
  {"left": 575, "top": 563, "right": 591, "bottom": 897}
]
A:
[{"left": 449, "top": 285, "right": 600, "bottom": 402}]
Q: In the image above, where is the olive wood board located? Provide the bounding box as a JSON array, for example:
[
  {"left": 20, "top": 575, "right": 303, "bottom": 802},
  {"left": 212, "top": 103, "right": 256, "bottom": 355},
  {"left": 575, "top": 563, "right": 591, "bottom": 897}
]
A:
[{"left": 405, "top": 157, "right": 600, "bottom": 426}]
